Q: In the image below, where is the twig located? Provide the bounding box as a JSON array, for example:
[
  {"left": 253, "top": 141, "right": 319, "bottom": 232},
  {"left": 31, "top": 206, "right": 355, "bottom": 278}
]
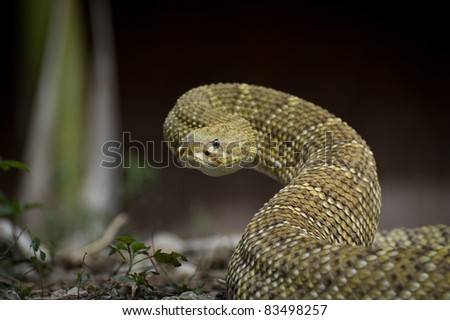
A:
[
  {"left": 0, "top": 224, "right": 27, "bottom": 258},
  {"left": 26, "top": 226, "right": 44, "bottom": 297},
  {"left": 65, "top": 212, "right": 129, "bottom": 265},
  {"left": 77, "top": 252, "right": 88, "bottom": 300}
]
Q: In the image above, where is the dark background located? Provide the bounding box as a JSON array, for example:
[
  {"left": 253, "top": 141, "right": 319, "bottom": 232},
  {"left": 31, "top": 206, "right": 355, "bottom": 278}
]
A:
[{"left": 3, "top": 1, "right": 450, "bottom": 238}]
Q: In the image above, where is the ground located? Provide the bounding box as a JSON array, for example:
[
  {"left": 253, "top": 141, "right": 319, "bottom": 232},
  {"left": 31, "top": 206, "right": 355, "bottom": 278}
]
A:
[{"left": 0, "top": 231, "right": 233, "bottom": 300}]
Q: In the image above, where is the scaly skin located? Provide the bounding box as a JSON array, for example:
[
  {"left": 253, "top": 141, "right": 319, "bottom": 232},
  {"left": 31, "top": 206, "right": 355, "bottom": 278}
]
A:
[{"left": 163, "top": 83, "right": 450, "bottom": 299}]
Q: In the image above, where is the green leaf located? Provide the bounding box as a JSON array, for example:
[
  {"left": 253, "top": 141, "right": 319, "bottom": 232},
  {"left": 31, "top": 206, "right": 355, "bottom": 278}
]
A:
[
  {"left": 0, "top": 200, "right": 21, "bottom": 216},
  {"left": 109, "top": 243, "right": 128, "bottom": 255},
  {"left": 0, "top": 204, "right": 14, "bottom": 216},
  {"left": 30, "top": 237, "right": 41, "bottom": 252},
  {"left": 172, "top": 282, "right": 189, "bottom": 293},
  {"left": 127, "top": 272, "right": 154, "bottom": 289},
  {"left": 24, "top": 203, "right": 43, "bottom": 210},
  {"left": 115, "top": 235, "right": 136, "bottom": 245},
  {"left": 108, "top": 246, "right": 118, "bottom": 256},
  {"left": 0, "top": 195, "right": 42, "bottom": 218},
  {"left": 77, "top": 272, "right": 90, "bottom": 286},
  {"left": 153, "top": 249, "right": 187, "bottom": 267},
  {"left": 39, "top": 250, "right": 47, "bottom": 261},
  {"left": 108, "top": 242, "right": 129, "bottom": 256},
  {"left": 20, "top": 286, "right": 33, "bottom": 298},
  {"left": 131, "top": 242, "right": 149, "bottom": 254},
  {"left": 193, "top": 285, "right": 204, "bottom": 295},
  {"left": 0, "top": 160, "right": 30, "bottom": 172}
]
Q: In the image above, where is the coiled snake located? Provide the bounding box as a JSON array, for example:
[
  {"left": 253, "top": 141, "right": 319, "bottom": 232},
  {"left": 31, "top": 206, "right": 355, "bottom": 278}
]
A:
[{"left": 163, "top": 83, "right": 450, "bottom": 299}]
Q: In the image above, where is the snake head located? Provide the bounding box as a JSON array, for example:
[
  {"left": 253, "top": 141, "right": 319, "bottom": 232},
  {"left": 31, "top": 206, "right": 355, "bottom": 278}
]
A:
[{"left": 177, "top": 116, "right": 257, "bottom": 176}]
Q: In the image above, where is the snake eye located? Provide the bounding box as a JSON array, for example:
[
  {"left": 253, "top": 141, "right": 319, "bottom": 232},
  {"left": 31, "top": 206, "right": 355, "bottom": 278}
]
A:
[{"left": 212, "top": 139, "right": 221, "bottom": 149}]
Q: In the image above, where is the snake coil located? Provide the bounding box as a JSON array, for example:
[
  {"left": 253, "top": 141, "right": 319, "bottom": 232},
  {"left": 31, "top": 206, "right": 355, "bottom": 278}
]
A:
[{"left": 164, "top": 83, "right": 450, "bottom": 299}]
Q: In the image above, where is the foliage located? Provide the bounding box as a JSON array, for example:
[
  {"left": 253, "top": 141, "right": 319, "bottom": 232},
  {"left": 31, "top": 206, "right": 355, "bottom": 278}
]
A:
[
  {"left": 0, "top": 192, "right": 42, "bottom": 222},
  {"left": 0, "top": 159, "right": 197, "bottom": 298},
  {"left": 109, "top": 235, "right": 187, "bottom": 292},
  {"left": 76, "top": 252, "right": 90, "bottom": 299},
  {"left": 0, "top": 159, "right": 41, "bottom": 222},
  {"left": 0, "top": 159, "right": 29, "bottom": 172},
  {"left": 153, "top": 249, "right": 187, "bottom": 267},
  {"left": 27, "top": 233, "right": 48, "bottom": 295},
  {"left": 0, "top": 158, "right": 48, "bottom": 297}
]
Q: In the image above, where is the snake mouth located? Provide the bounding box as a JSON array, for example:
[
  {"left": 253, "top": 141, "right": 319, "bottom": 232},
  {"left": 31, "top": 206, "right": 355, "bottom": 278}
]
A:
[
  {"left": 177, "top": 146, "right": 220, "bottom": 169},
  {"left": 177, "top": 145, "right": 242, "bottom": 177}
]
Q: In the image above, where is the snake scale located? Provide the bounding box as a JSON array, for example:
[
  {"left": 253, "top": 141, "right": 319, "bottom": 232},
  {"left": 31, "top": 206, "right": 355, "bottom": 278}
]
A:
[{"left": 163, "top": 83, "right": 450, "bottom": 299}]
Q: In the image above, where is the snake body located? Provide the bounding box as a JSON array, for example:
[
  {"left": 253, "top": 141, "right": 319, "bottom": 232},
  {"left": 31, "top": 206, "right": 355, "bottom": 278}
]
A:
[{"left": 163, "top": 83, "right": 450, "bottom": 299}]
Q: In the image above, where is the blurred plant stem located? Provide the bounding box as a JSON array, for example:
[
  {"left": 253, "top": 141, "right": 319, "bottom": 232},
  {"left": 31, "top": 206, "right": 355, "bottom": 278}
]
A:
[
  {"left": 18, "top": 0, "right": 121, "bottom": 250},
  {"left": 78, "top": 0, "right": 121, "bottom": 247}
]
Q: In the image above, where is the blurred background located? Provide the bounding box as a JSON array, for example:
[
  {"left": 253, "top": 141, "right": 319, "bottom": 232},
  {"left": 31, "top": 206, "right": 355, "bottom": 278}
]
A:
[{"left": 2, "top": 0, "right": 449, "bottom": 251}]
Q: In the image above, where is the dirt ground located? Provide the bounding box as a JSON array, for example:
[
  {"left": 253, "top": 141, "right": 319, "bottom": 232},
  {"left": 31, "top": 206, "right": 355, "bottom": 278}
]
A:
[{"left": 0, "top": 231, "right": 234, "bottom": 300}]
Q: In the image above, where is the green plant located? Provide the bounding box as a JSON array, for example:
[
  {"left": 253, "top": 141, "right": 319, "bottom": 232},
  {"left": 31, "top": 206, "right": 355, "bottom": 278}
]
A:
[
  {"left": 9, "top": 284, "right": 34, "bottom": 300},
  {"left": 76, "top": 252, "right": 90, "bottom": 299},
  {"left": 109, "top": 236, "right": 152, "bottom": 276},
  {"left": 27, "top": 230, "right": 48, "bottom": 296},
  {"left": 0, "top": 159, "right": 41, "bottom": 223},
  {"left": 0, "top": 159, "right": 30, "bottom": 172},
  {"left": 0, "top": 158, "right": 49, "bottom": 298},
  {"left": 108, "top": 236, "right": 187, "bottom": 292},
  {"left": 0, "top": 192, "right": 42, "bottom": 222}
]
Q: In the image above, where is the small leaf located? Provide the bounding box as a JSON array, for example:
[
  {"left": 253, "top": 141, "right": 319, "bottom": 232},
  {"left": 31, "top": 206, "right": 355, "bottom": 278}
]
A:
[
  {"left": 0, "top": 204, "right": 14, "bottom": 216},
  {"left": 193, "top": 285, "right": 204, "bottom": 295},
  {"left": 39, "top": 250, "right": 47, "bottom": 261},
  {"left": 0, "top": 160, "right": 30, "bottom": 172},
  {"left": 24, "top": 203, "right": 43, "bottom": 210},
  {"left": 20, "top": 286, "right": 33, "bottom": 298},
  {"left": 108, "top": 245, "right": 120, "bottom": 256},
  {"left": 0, "top": 198, "right": 42, "bottom": 218},
  {"left": 131, "top": 242, "right": 149, "bottom": 254},
  {"left": 108, "top": 248, "right": 116, "bottom": 256},
  {"left": 0, "top": 200, "right": 21, "bottom": 216},
  {"left": 115, "top": 235, "right": 136, "bottom": 245},
  {"left": 153, "top": 249, "right": 187, "bottom": 267},
  {"left": 30, "top": 238, "right": 41, "bottom": 252},
  {"left": 172, "top": 282, "right": 189, "bottom": 293},
  {"left": 109, "top": 242, "right": 128, "bottom": 256}
]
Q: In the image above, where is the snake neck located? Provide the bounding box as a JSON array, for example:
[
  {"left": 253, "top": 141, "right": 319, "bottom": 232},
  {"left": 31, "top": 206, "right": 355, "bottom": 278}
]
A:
[{"left": 166, "top": 84, "right": 381, "bottom": 238}]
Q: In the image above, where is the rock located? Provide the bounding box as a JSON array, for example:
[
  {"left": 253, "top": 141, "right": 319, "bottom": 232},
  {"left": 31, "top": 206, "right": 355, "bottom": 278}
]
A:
[{"left": 162, "top": 291, "right": 225, "bottom": 300}]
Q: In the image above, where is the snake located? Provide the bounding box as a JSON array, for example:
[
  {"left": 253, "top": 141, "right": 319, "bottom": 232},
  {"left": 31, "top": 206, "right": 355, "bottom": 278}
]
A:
[{"left": 163, "top": 83, "right": 450, "bottom": 299}]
